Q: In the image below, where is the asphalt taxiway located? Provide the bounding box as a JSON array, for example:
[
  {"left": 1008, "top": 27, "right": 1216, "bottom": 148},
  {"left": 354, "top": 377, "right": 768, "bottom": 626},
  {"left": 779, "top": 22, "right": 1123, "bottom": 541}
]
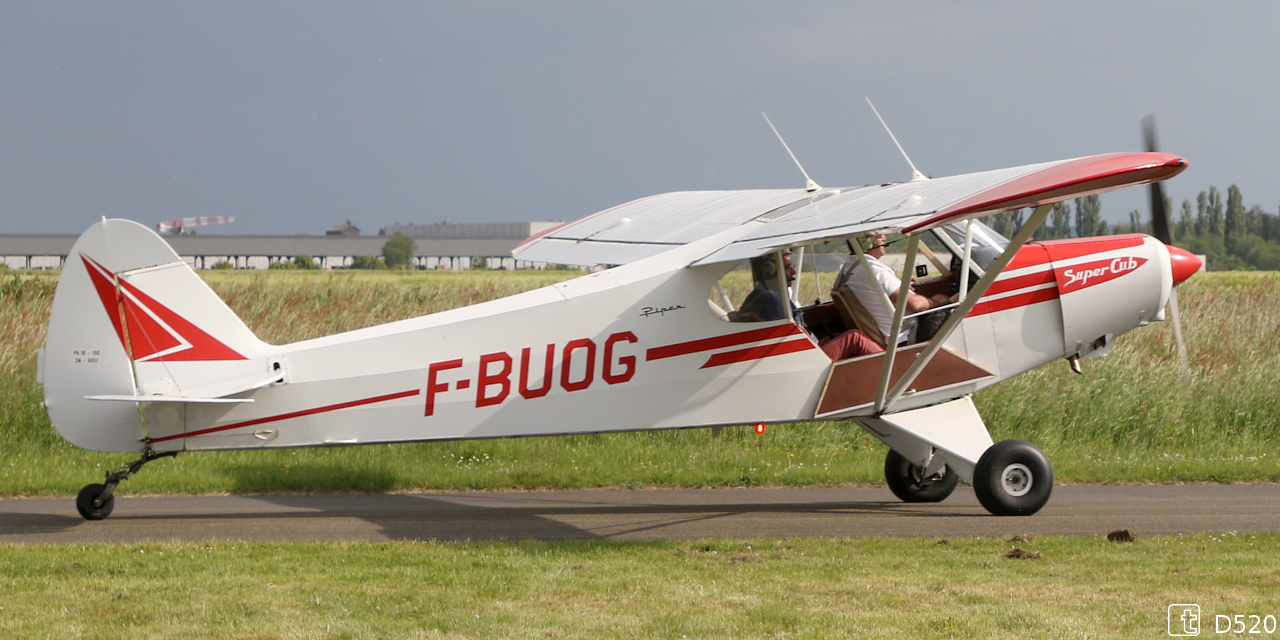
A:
[{"left": 2, "top": 484, "right": 1277, "bottom": 544}]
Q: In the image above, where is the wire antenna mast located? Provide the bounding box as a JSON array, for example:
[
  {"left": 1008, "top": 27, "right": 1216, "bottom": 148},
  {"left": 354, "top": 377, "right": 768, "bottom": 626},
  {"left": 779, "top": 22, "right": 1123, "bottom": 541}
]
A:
[
  {"left": 762, "top": 112, "right": 820, "bottom": 192},
  {"left": 865, "top": 97, "right": 928, "bottom": 182}
]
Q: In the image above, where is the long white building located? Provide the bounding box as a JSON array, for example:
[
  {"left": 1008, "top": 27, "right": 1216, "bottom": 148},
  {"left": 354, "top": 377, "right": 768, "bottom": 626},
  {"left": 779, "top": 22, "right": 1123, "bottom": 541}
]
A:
[{"left": 0, "top": 221, "right": 564, "bottom": 270}]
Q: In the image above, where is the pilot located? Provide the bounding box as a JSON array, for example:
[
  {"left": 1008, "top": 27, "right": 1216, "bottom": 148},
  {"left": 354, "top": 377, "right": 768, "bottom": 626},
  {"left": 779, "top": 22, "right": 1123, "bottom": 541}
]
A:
[
  {"left": 738, "top": 251, "right": 881, "bottom": 360},
  {"left": 736, "top": 252, "right": 796, "bottom": 323},
  {"left": 835, "top": 233, "right": 956, "bottom": 346}
]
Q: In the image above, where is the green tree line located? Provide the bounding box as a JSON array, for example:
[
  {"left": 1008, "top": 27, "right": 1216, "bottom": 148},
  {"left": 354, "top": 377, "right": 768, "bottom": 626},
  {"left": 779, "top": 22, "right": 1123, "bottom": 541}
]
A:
[{"left": 985, "top": 185, "right": 1280, "bottom": 271}]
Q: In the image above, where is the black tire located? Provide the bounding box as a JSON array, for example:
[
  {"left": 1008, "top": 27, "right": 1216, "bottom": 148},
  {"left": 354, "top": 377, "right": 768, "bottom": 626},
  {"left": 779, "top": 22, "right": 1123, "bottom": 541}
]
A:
[
  {"left": 973, "top": 440, "right": 1053, "bottom": 516},
  {"left": 884, "top": 448, "right": 959, "bottom": 503},
  {"left": 76, "top": 483, "right": 115, "bottom": 521}
]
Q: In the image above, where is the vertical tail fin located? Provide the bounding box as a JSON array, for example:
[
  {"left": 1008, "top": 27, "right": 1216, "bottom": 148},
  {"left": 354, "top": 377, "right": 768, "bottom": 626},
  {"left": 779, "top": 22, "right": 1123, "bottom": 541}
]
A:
[{"left": 43, "top": 219, "right": 272, "bottom": 452}]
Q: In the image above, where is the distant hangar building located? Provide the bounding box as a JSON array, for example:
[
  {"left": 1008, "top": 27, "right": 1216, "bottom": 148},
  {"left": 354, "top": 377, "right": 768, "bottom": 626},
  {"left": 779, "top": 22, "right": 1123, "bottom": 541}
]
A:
[{"left": 0, "top": 220, "right": 565, "bottom": 270}]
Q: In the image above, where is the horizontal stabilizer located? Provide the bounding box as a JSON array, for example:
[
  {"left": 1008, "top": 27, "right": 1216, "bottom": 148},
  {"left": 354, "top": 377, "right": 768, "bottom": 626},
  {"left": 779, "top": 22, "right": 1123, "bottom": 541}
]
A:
[{"left": 86, "top": 366, "right": 283, "bottom": 405}]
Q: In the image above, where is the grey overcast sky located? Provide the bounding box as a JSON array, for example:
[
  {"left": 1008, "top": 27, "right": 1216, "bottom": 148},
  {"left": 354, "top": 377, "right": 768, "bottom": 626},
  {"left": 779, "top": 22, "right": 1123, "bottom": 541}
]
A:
[{"left": 2, "top": 1, "right": 1277, "bottom": 236}]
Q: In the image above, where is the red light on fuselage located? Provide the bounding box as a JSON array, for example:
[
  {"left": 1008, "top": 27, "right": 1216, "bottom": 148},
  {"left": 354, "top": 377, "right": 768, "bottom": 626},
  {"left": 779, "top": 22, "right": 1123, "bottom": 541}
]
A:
[{"left": 755, "top": 423, "right": 766, "bottom": 434}]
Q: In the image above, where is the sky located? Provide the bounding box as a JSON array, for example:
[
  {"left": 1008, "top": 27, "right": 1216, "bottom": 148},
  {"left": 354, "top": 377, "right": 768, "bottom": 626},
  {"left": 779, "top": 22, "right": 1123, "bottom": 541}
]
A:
[{"left": 2, "top": 1, "right": 1278, "bottom": 236}]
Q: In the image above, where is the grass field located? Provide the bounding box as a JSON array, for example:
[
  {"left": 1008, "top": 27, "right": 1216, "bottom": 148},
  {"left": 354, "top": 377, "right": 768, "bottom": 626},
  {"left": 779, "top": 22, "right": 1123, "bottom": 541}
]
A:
[
  {"left": 1, "top": 534, "right": 1276, "bottom": 638},
  {"left": 1, "top": 269, "right": 1278, "bottom": 496}
]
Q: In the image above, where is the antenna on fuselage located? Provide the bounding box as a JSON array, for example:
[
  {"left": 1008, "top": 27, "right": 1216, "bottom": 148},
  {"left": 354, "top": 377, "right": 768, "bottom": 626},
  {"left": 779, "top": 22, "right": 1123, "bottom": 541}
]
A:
[
  {"left": 865, "top": 97, "right": 928, "bottom": 182},
  {"left": 761, "top": 112, "right": 820, "bottom": 192}
]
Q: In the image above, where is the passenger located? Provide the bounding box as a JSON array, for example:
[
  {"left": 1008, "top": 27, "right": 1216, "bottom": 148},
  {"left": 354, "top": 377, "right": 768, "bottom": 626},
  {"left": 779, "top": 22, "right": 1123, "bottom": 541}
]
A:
[
  {"left": 835, "top": 233, "right": 956, "bottom": 346},
  {"left": 737, "top": 251, "right": 881, "bottom": 360},
  {"left": 735, "top": 252, "right": 796, "bottom": 322}
]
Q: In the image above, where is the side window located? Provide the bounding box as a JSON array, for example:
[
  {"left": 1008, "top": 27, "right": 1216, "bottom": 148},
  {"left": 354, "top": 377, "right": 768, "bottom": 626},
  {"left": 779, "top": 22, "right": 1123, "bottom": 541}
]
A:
[
  {"left": 708, "top": 260, "right": 749, "bottom": 321},
  {"left": 708, "top": 255, "right": 788, "bottom": 323}
]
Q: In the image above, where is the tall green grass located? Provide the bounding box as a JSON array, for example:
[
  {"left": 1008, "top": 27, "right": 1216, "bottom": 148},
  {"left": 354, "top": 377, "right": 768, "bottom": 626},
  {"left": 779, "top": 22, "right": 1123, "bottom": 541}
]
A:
[{"left": 1, "top": 269, "right": 1277, "bottom": 496}]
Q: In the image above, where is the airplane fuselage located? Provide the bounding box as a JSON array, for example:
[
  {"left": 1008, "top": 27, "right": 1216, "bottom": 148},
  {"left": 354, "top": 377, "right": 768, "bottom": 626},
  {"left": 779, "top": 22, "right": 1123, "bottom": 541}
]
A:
[{"left": 45, "top": 229, "right": 1186, "bottom": 455}]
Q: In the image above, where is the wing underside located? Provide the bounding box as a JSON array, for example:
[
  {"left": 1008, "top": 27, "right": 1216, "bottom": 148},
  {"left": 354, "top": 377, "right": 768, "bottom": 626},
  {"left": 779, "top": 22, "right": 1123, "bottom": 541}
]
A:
[{"left": 512, "top": 152, "right": 1187, "bottom": 267}]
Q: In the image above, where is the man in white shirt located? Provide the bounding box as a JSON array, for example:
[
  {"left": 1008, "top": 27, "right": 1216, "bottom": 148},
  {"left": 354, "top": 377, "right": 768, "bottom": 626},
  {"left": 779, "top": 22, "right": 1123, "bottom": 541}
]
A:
[
  {"left": 736, "top": 251, "right": 882, "bottom": 360},
  {"left": 834, "top": 234, "right": 954, "bottom": 346}
]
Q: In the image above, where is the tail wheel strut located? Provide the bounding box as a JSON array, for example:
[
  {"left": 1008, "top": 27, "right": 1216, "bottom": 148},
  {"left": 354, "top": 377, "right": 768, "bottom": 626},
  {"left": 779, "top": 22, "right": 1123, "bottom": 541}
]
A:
[{"left": 76, "top": 450, "right": 178, "bottom": 521}]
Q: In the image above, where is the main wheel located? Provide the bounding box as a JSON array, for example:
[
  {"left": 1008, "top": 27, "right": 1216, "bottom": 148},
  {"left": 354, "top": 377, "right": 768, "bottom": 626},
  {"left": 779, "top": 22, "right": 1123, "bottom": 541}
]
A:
[
  {"left": 76, "top": 483, "right": 115, "bottom": 521},
  {"left": 884, "top": 449, "right": 958, "bottom": 503},
  {"left": 973, "top": 440, "right": 1053, "bottom": 516}
]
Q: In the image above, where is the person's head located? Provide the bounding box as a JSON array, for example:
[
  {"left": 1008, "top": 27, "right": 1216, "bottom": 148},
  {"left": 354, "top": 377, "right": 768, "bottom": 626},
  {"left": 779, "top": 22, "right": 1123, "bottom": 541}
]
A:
[
  {"left": 866, "top": 233, "right": 889, "bottom": 259},
  {"left": 750, "top": 251, "right": 795, "bottom": 285}
]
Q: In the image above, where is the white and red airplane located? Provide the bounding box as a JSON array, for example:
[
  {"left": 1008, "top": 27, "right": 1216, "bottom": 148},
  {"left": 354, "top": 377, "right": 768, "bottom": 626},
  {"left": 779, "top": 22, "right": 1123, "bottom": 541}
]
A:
[{"left": 41, "top": 143, "right": 1200, "bottom": 520}]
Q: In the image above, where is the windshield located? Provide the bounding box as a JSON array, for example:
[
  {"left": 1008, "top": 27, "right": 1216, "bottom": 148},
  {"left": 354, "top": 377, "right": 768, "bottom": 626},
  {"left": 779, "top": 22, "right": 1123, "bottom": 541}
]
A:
[{"left": 935, "top": 219, "right": 1009, "bottom": 271}]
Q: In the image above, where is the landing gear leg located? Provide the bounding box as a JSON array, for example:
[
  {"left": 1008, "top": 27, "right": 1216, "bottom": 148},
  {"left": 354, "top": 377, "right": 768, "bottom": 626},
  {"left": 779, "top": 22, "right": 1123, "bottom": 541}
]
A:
[{"left": 76, "top": 450, "right": 178, "bottom": 521}]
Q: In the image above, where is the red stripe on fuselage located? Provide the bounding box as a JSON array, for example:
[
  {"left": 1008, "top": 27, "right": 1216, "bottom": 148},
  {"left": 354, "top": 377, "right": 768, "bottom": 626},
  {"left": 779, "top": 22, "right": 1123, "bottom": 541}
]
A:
[
  {"left": 984, "top": 269, "right": 1056, "bottom": 297},
  {"left": 1004, "top": 242, "right": 1052, "bottom": 272},
  {"left": 699, "top": 338, "right": 815, "bottom": 368},
  {"left": 1039, "top": 234, "right": 1146, "bottom": 260},
  {"left": 147, "top": 389, "right": 422, "bottom": 444},
  {"left": 968, "top": 287, "right": 1060, "bottom": 318},
  {"left": 646, "top": 324, "right": 804, "bottom": 361}
]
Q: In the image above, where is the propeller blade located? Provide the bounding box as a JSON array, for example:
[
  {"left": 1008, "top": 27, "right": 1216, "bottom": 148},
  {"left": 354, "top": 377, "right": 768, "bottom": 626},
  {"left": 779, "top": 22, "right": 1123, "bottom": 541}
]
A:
[
  {"left": 1143, "top": 115, "right": 1174, "bottom": 245},
  {"left": 1144, "top": 114, "right": 1189, "bottom": 378}
]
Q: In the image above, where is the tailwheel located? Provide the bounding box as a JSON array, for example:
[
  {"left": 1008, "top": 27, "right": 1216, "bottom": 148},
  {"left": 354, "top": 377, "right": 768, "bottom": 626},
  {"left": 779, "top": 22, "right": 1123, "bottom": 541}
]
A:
[
  {"left": 74, "top": 450, "right": 178, "bottom": 521},
  {"left": 76, "top": 483, "right": 115, "bottom": 520},
  {"left": 884, "top": 448, "right": 958, "bottom": 503},
  {"left": 973, "top": 439, "right": 1053, "bottom": 516}
]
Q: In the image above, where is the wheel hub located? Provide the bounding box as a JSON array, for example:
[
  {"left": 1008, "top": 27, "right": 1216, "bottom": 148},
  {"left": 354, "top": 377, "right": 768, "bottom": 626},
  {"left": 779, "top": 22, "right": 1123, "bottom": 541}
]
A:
[{"left": 1000, "top": 463, "right": 1033, "bottom": 497}]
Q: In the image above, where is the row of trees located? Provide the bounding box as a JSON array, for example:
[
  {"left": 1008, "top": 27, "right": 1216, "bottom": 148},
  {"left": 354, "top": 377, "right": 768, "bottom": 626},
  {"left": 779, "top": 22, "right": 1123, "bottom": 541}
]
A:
[
  {"left": 262, "top": 233, "right": 420, "bottom": 270},
  {"left": 985, "top": 185, "right": 1280, "bottom": 271},
  {"left": 987, "top": 195, "right": 1114, "bottom": 241},
  {"left": 343, "top": 233, "right": 495, "bottom": 270}
]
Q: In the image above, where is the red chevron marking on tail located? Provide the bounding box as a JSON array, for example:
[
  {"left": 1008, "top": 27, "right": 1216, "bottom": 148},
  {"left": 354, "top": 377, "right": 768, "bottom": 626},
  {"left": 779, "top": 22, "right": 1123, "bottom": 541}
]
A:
[{"left": 81, "top": 254, "right": 246, "bottom": 362}]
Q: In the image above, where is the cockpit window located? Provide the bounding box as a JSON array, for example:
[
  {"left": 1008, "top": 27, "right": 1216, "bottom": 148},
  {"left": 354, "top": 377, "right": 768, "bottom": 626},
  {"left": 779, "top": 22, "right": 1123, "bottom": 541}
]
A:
[
  {"left": 708, "top": 253, "right": 794, "bottom": 323},
  {"left": 936, "top": 219, "right": 1008, "bottom": 271}
]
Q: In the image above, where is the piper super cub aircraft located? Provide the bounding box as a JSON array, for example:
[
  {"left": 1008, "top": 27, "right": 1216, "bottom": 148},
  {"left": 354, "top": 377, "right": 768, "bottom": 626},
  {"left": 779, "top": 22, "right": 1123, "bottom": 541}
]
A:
[{"left": 41, "top": 125, "right": 1201, "bottom": 521}]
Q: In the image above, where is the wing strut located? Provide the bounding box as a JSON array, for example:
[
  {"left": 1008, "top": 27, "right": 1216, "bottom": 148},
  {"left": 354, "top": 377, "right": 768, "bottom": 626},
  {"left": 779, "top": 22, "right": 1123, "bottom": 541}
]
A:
[
  {"left": 843, "top": 235, "right": 900, "bottom": 413},
  {"left": 874, "top": 234, "right": 921, "bottom": 413},
  {"left": 848, "top": 238, "right": 894, "bottom": 311},
  {"left": 959, "top": 220, "right": 975, "bottom": 300},
  {"left": 878, "top": 203, "right": 1054, "bottom": 414}
]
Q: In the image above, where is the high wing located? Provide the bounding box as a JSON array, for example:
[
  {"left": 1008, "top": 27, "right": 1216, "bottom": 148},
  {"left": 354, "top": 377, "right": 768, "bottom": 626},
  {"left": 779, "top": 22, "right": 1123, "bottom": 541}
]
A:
[{"left": 512, "top": 152, "right": 1187, "bottom": 267}]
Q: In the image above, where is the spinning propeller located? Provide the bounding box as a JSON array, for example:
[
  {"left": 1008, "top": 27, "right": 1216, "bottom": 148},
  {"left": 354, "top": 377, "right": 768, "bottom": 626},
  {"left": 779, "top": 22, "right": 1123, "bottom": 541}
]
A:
[{"left": 1142, "top": 115, "right": 1191, "bottom": 378}]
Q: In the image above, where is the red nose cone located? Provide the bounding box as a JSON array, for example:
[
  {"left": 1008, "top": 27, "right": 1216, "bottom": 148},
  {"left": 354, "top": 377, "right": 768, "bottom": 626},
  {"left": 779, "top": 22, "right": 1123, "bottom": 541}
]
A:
[{"left": 1167, "top": 245, "right": 1202, "bottom": 286}]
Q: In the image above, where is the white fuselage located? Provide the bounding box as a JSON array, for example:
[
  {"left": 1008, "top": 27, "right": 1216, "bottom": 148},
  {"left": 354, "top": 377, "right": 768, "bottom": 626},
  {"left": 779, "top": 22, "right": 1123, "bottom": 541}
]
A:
[
  {"left": 145, "top": 236, "right": 1171, "bottom": 452},
  {"left": 42, "top": 218, "right": 1174, "bottom": 454}
]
